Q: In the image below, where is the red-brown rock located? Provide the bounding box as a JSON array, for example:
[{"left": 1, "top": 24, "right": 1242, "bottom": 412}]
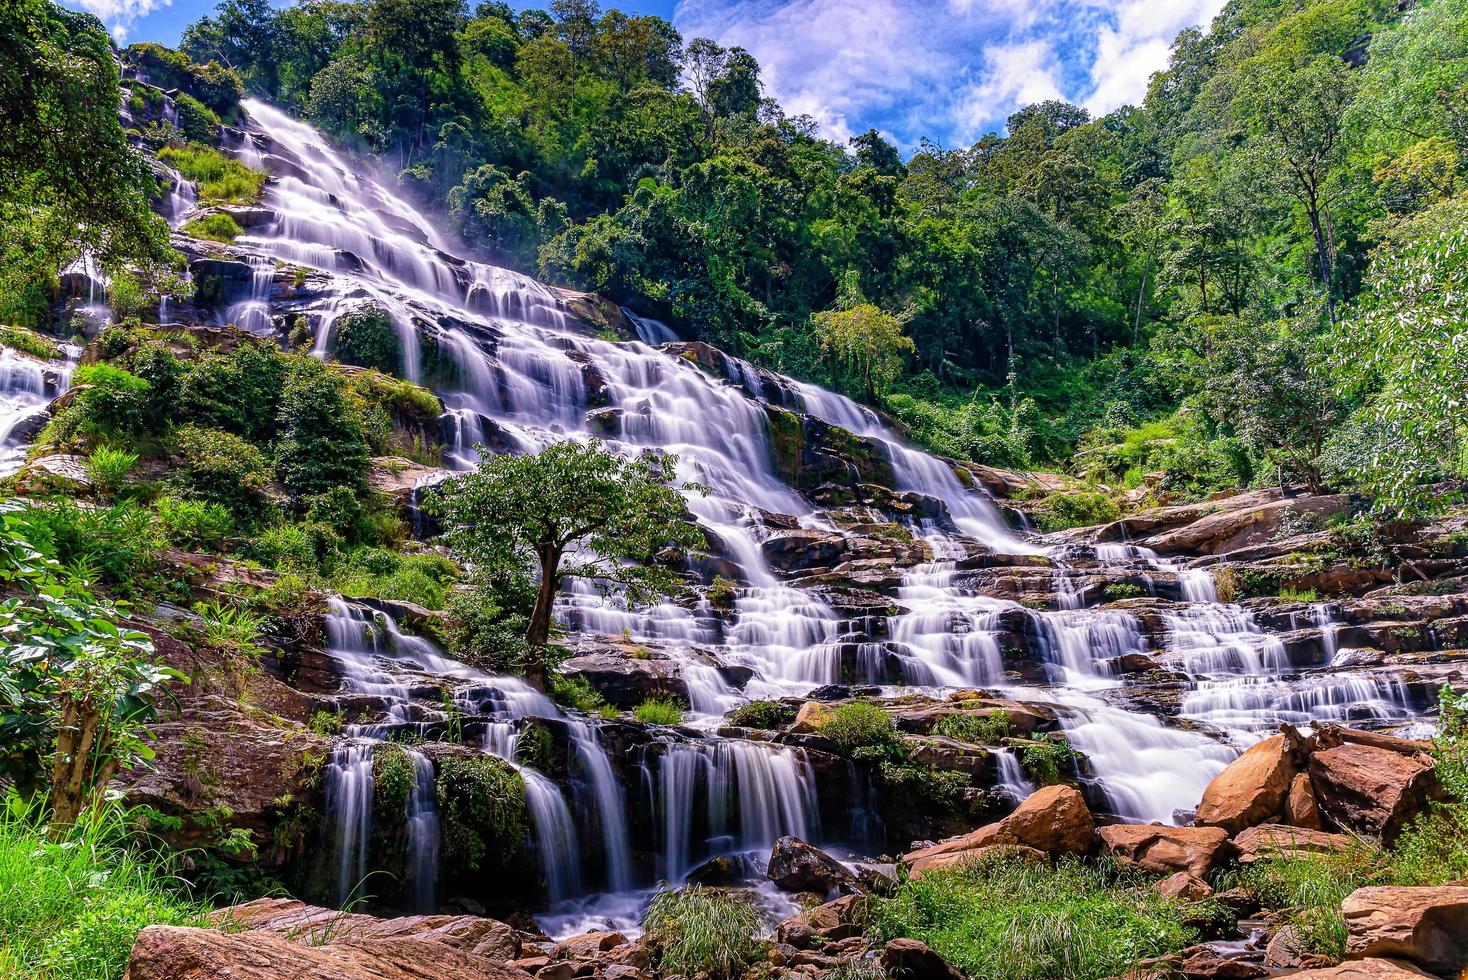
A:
[
  {"left": 1308, "top": 743, "right": 1437, "bottom": 843},
  {"left": 1096, "top": 824, "right": 1232, "bottom": 878},
  {"left": 1287, "top": 771, "right": 1324, "bottom": 830},
  {"left": 1233, "top": 824, "right": 1353, "bottom": 864},
  {"left": 902, "top": 785, "right": 1092, "bottom": 875},
  {"left": 1195, "top": 733, "right": 1301, "bottom": 833},
  {"left": 1157, "top": 872, "right": 1215, "bottom": 902},
  {"left": 1284, "top": 958, "right": 1433, "bottom": 978},
  {"left": 126, "top": 925, "right": 536, "bottom": 980},
  {"left": 214, "top": 899, "right": 520, "bottom": 960},
  {"left": 1342, "top": 885, "right": 1468, "bottom": 976},
  {"left": 880, "top": 938, "right": 963, "bottom": 980}
]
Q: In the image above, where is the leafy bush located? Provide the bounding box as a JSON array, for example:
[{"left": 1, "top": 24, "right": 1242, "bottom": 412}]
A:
[
  {"left": 1021, "top": 734, "right": 1081, "bottom": 786},
  {"left": 85, "top": 445, "right": 138, "bottom": 499},
  {"left": 153, "top": 495, "right": 234, "bottom": 551},
  {"left": 933, "top": 709, "right": 1012, "bottom": 744},
  {"left": 332, "top": 305, "right": 402, "bottom": 375},
  {"left": 12, "top": 501, "right": 160, "bottom": 589},
  {"left": 274, "top": 358, "right": 371, "bottom": 499},
  {"left": 170, "top": 425, "right": 273, "bottom": 517},
  {"left": 0, "top": 325, "right": 61, "bottom": 360},
  {"left": 1100, "top": 582, "right": 1145, "bottom": 602},
  {"left": 0, "top": 801, "right": 210, "bottom": 978},
  {"left": 157, "top": 144, "right": 264, "bottom": 205},
  {"left": 247, "top": 521, "right": 340, "bottom": 574},
  {"left": 819, "top": 702, "right": 899, "bottom": 757},
  {"left": 1391, "top": 686, "right": 1468, "bottom": 885},
  {"left": 304, "top": 486, "right": 370, "bottom": 544},
  {"left": 174, "top": 343, "right": 286, "bottom": 443},
  {"left": 634, "top": 697, "right": 686, "bottom": 726},
  {"left": 331, "top": 548, "right": 456, "bottom": 609},
  {"left": 642, "top": 885, "right": 761, "bottom": 980},
  {"left": 181, "top": 212, "right": 242, "bottom": 243},
  {"left": 548, "top": 673, "right": 608, "bottom": 713},
  {"left": 55, "top": 364, "right": 152, "bottom": 440},
  {"left": 726, "top": 699, "right": 795, "bottom": 729},
  {"left": 435, "top": 756, "right": 526, "bottom": 872},
  {"left": 875, "top": 853, "right": 1198, "bottom": 980},
  {"left": 174, "top": 93, "right": 220, "bottom": 143},
  {"left": 372, "top": 745, "right": 415, "bottom": 825},
  {"left": 1031, "top": 490, "right": 1121, "bottom": 533}
]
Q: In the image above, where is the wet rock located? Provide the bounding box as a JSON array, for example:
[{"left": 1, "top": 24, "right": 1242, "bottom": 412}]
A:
[
  {"left": 1143, "top": 494, "right": 1350, "bottom": 556},
  {"left": 368, "top": 456, "right": 453, "bottom": 509},
  {"left": 903, "top": 784, "right": 1093, "bottom": 874},
  {"left": 1096, "top": 824, "right": 1232, "bottom": 878},
  {"left": 791, "top": 701, "right": 833, "bottom": 733},
  {"left": 551, "top": 931, "right": 628, "bottom": 960},
  {"left": 126, "top": 924, "right": 534, "bottom": 980},
  {"left": 1308, "top": 742, "right": 1437, "bottom": 843},
  {"left": 762, "top": 529, "right": 848, "bottom": 574},
  {"left": 1342, "top": 885, "right": 1468, "bottom": 976},
  {"left": 13, "top": 453, "right": 92, "bottom": 495},
  {"left": 684, "top": 853, "right": 753, "bottom": 887},
  {"left": 1181, "top": 947, "right": 1268, "bottom": 978},
  {"left": 1233, "top": 824, "right": 1353, "bottom": 863},
  {"left": 768, "top": 837, "right": 861, "bottom": 895},
  {"left": 559, "top": 646, "right": 688, "bottom": 709},
  {"left": 1196, "top": 729, "right": 1308, "bottom": 833},
  {"left": 880, "top": 938, "right": 964, "bottom": 980}
]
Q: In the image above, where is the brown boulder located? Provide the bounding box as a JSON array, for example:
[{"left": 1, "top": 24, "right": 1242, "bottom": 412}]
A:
[
  {"left": 1285, "top": 959, "right": 1432, "bottom": 978},
  {"left": 214, "top": 899, "right": 519, "bottom": 960},
  {"left": 1342, "top": 885, "right": 1468, "bottom": 976},
  {"left": 880, "top": 938, "right": 963, "bottom": 980},
  {"left": 767, "top": 836, "right": 861, "bottom": 894},
  {"left": 1180, "top": 948, "right": 1268, "bottom": 978},
  {"left": 790, "top": 701, "right": 832, "bottom": 734},
  {"left": 551, "top": 931, "right": 628, "bottom": 961},
  {"left": 1143, "top": 494, "right": 1349, "bottom": 555},
  {"left": 126, "top": 925, "right": 535, "bottom": 980},
  {"left": 1096, "top": 824, "right": 1232, "bottom": 878},
  {"left": 1308, "top": 743, "right": 1437, "bottom": 843},
  {"left": 1195, "top": 732, "right": 1303, "bottom": 833},
  {"left": 1287, "top": 772, "right": 1325, "bottom": 830},
  {"left": 1157, "top": 872, "right": 1215, "bottom": 902},
  {"left": 1233, "top": 824, "right": 1352, "bottom": 864},
  {"left": 903, "top": 785, "right": 1092, "bottom": 875}
]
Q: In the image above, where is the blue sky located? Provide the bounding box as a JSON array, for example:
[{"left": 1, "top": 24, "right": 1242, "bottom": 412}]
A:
[{"left": 64, "top": 0, "right": 1225, "bottom": 148}]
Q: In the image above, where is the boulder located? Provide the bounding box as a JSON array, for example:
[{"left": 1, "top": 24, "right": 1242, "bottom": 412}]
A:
[
  {"left": 1096, "top": 824, "right": 1232, "bottom": 878},
  {"left": 558, "top": 650, "right": 688, "bottom": 709},
  {"left": 1287, "top": 771, "right": 1324, "bottom": 830},
  {"left": 903, "top": 785, "right": 1092, "bottom": 875},
  {"left": 1180, "top": 948, "right": 1268, "bottom": 978},
  {"left": 1308, "top": 743, "right": 1437, "bottom": 843},
  {"left": 551, "top": 931, "right": 628, "bottom": 961},
  {"left": 126, "top": 925, "right": 534, "bottom": 980},
  {"left": 1233, "top": 824, "right": 1353, "bottom": 864},
  {"left": 1342, "top": 885, "right": 1468, "bottom": 976},
  {"left": 1283, "top": 961, "right": 1432, "bottom": 978},
  {"left": 790, "top": 701, "right": 832, "bottom": 734},
  {"left": 880, "top": 938, "right": 964, "bottom": 980},
  {"left": 767, "top": 836, "right": 860, "bottom": 894},
  {"left": 1157, "top": 872, "right": 1215, "bottom": 902},
  {"left": 1195, "top": 732, "right": 1303, "bottom": 833},
  {"left": 1264, "top": 924, "right": 1304, "bottom": 970},
  {"left": 1143, "top": 494, "right": 1349, "bottom": 556},
  {"left": 215, "top": 899, "right": 519, "bottom": 959}
]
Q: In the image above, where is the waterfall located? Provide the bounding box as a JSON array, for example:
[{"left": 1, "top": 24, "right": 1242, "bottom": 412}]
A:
[
  {"left": 0, "top": 347, "right": 75, "bottom": 476},
  {"left": 325, "top": 741, "right": 375, "bottom": 907},
  {"left": 404, "top": 749, "right": 440, "bottom": 913}
]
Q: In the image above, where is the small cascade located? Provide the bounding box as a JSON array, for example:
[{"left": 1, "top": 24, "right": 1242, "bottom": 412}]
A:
[
  {"left": 404, "top": 749, "right": 441, "bottom": 913},
  {"left": 164, "top": 166, "right": 196, "bottom": 229},
  {"left": 325, "top": 741, "right": 375, "bottom": 906},
  {"left": 886, "top": 531, "right": 1009, "bottom": 687},
  {"left": 0, "top": 346, "right": 74, "bottom": 476},
  {"left": 224, "top": 255, "right": 278, "bottom": 335},
  {"left": 570, "top": 724, "right": 635, "bottom": 891},
  {"left": 524, "top": 770, "right": 582, "bottom": 902},
  {"left": 994, "top": 748, "right": 1036, "bottom": 802},
  {"left": 622, "top": 309, "right": 679, "bottom": 345}
]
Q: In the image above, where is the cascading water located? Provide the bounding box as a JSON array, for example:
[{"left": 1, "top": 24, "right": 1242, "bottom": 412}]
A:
[{"left": 0, "top": 347, "right": 74, "bottom": 476}]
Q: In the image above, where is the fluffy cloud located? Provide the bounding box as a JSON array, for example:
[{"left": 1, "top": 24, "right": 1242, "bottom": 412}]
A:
[
  {"left": 672, "top": 0, "right": 1227, "bottom": 150},
  {"left": 67, "top": 0, "right": 172, "bottom": 39}
]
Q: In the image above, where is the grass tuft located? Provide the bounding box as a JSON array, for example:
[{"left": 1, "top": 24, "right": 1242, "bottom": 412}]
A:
[{"left": 642, "top": 884, "right": 761, "bottom": 980}]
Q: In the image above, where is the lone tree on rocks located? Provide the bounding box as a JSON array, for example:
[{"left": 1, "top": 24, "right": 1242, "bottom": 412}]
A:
[{"left": 430, "top": 440, "right": 706, "bottom": 688}]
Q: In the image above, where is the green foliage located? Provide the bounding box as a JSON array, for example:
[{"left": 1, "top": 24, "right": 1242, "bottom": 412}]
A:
[
  {"left": 1021, "top": 734, "right": 1081, "bottom": 786},
  {"left": 434, "top": 755, "right": 526, "bottom": 872},
  {"left": 634, "top": 696, "right": 686, "bottom": 726},
  {"left": 1227, "top": 839, "right": 1387, "bottom": 959},
  {"left": 331, "top": 548, "right": 456, "bottom": 609},
  {"left": 157, "top": 143, "right": 265, "bottom": 205},
  {"left": 1031, "top": 490, "right": 1121, "bottom": 533},
  {"left": 0, "top": 799, "right": 210, "bottom": 978},
  {"left": 11, "top": 501, "right": 161, "bottom": 591},
  {"left": 1390, "top": 686, "right": 1468, "bottom": 885},
  {"left": 55, "top": 364, "right": 152, "bottom": 441},
  {"left": 813, "top": 292, "right": 916, "bottom": 400},
  {"left": 932, "top": 710, "right": 1011, "bottom": 745},
  {"left": 174, "top": 93, "right": 221, "bottom": 143},
  {"left": 874, "top": 853, "right": 1198, "bottom": 980},
  {"left": 818, "top": 702, "right": 898, "bottom": 757},
  {"left": 642, "top": 885, "right": 762, "bottom": 980},
  {"left": 0, "top": 325, "right": 61, "bottom": 361},
  {"left": 274, "top": 358, "right": 371, "bottom": 500},
  {"left": 332, "top": 305, "right": 402, "bottom": 375},
  {"left": 1100, "top": 583, "right": 1145, "bottom": 602},
  {"left": 548, "top": 673, "right": 607, "bottom": 713},
  {"left": 371, "top": 745, "right": 414, "bottom": 822},
  {"left": 181, "top": 212, "right": 243, "bottom": 243},
  {"left": 169, "top": 425, "right": 273, "bottom": 518},
  {"left": 85, "top": 445, "right": 138, "bottom": 500},
  {"left": 725, "top": 699, "right": 794, "bottom": 729}
]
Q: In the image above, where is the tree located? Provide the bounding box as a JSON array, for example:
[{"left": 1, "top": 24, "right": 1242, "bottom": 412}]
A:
[
  {"left": 813, "top": 278, "right": 916, "bottom": 401},
  {"left": 428, "top": 441, "right": 707, "bottom": 688}
]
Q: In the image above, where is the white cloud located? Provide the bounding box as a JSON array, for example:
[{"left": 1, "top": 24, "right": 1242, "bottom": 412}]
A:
[
  {"left": 672, "top": 0, "right": 1225, "bottom": 150},
  {"left": 67, "top": 0, "right": 172, "bottom": 40}
]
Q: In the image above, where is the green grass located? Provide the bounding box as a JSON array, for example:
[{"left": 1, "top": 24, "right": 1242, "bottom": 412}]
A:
[
  {"left": 0, "top": 325, "right": 61, "bottom": 360},
  {"left": 818, "top": 701, "right": 899, "bottom": 756},
  {"left": 157, "top": 143, "right": 265, "bottom": 205},
  {"left": 634, "top": 696, "right": 686, "bottom": 726},
  {"left": 181, "top": 212, "right": 243, "bottom": 243},
  {"left": 932, "top": 709, "right": 1012, "bottom": 744},
  {"left": 874, "top": 853, "right": 1199, "bottom": 980},
  {"left": 643, "top": 885, "right": 761, "bottom": 980},
  {"left": 725, "top": 699, "right": 795, "bottom": 729},
  {"left": 0, "top": 801, "right": 210, "bottom": 979}
]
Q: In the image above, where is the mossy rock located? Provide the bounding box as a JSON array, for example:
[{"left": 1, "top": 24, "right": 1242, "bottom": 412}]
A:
[{"left": 333, "top": 304, "right": 402, "bottom": 376}]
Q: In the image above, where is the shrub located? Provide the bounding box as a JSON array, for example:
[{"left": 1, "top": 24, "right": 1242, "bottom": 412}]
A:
[
  {"left": 1032, "top": 490, "right": 1121, "bottom": 533},
  {"left": 372, "top": 745, "right": 415, "bottom": 825},
  {"left": 157, "top": 143, "right": 264, "bottom": 205},
  {"left": 707, "top": 574, "right": 737, "bottom": 613},
  {"left": 332, "top": 548, "right": 456, "bottom": 609},
  {"left": 170, "top": 425, "right": 273, "bottom": 517},
  {"left": 175, "top": 343, "right": 287, "bottom": 443},
  {"left": 549, "top": 674, "right": 607, "bottom": 713},
  {"left": 153, "top": 495, "right": 234, "bottom": 551},
  {"left": 726, "top": 699, "right": 795, "bottom": 729},
  {"left": 642, "top": 885, "right": 761, "bottom": 980},
  {"left": 304, "top": 486, "right": 370, "bottom": 544},
  {"left": 435, "top": 756, "right": 526, "bottom": 872},
  {"left": 443, "top": 588, "right": 536, "bottom": 673},
  {"left": 86, "top": 445, "right": 138, "bottom": 499},
  {"left": 634, "top": 697, "right": 686, "bottom": 726},
  {"left": 1390, "top": 686, "right": 1468, "bottom": 884},
  {"left": 875, "top": 853, "right": 1197, "bottom": 980},
  {"left": 1021, "top": 734, "right": 1081, "bottom": 786},
  {"left": 1100, "top": 582, "right": 1145, "bottom": 602},
  {"left": 933, "top": 710, "right": 1012, "bottom": 744},
  {"left": 819, "top": 702, "right": 899, "bottom": 757},
  {"left": 181, "top": 212, "right": 242, "bottom": 243},
  {"left": 274, "top": 359, "right": 371, "bottom": 499},
  {"left": 0, "top": 801, "right": 210, "bottom": 978},
  {"left": 332, "top": 305, "right": 402, "bottom": 375},
  {"left": 13, "top": 501, "right": 160, "bottom": 588},
  {"left": 60, "top": 364, "right": 152, "bottom": 439},
  {"left": 174, "top": 93, "right": 219, "bottom": 143},
  {"left": 0, "top": 324, "right": 61, "bottom": 360}
]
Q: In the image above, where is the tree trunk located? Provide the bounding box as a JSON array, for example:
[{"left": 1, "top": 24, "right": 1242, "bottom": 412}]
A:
[{"left": 525, "top": 544, "right": 562, "bottom": 690}]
